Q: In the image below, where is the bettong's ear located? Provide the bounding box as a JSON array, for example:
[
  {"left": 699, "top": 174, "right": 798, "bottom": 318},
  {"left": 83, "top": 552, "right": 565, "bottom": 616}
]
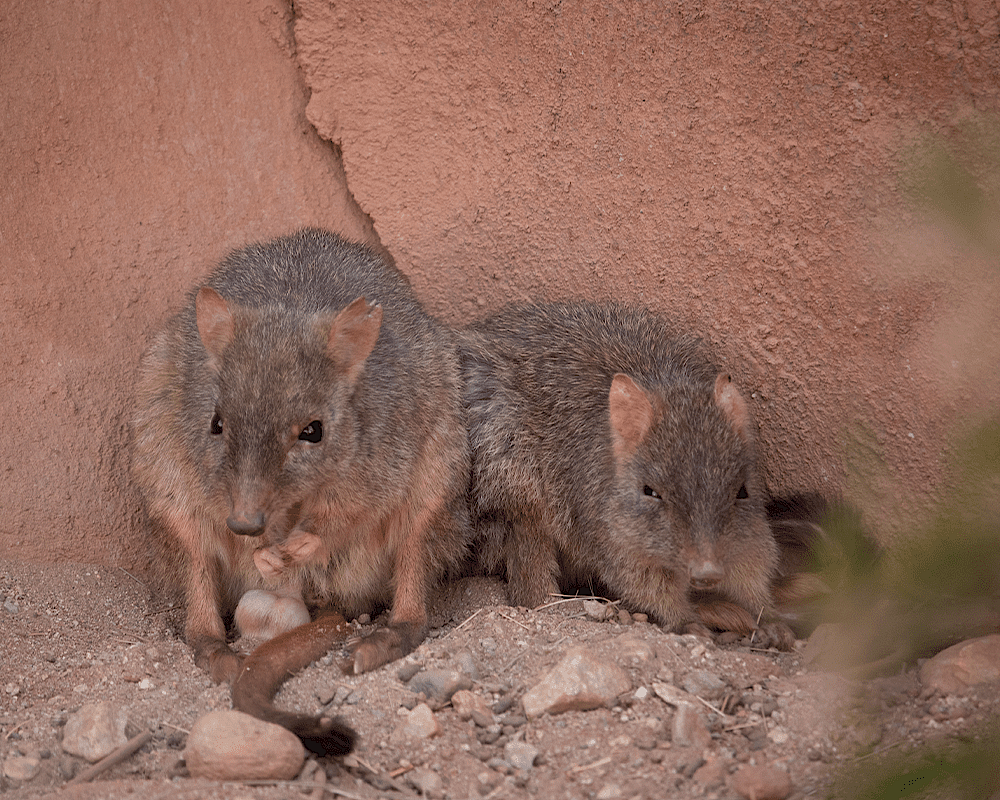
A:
[
  {"left": 713, "top": 372, "right": 752, "bottom": 440},
  {"left": 195, "top": 287, "right": 234, "bottom": 359},
  {"left": 608, "top": 373, "right": 656, "bottom": 461},
  {"left": 327, "top": 296, "right": 383, "bottom": 383}
]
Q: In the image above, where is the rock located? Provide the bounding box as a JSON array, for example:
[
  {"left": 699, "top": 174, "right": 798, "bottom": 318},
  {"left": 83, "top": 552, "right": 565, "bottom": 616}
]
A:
[
  {"left": 682, "top": 670, "right": 727, "bottom": 700},
  {"left": 503, "top": 740, "right": 538, "bottom": 770},
  {"left": 409, "top": 669, "right": 473, "bottom": 705},
  {"left": 61, "top": 702, "right": 130, "bottom": 763},
  {"left": 651, "top": 681, "right": 693, "bottom": 707},
  {"left": 767, "top": 726, "right": 790, "bottom": 745},
  {"left": 391, "top": 703, "right": 441, "bottom": 742},
  {"left": 3, "top": 755, "right": 40, "bottom": 781},
  {"left": 731, "top": 764, "right": 793, "bottom": 800},
  {"left": 596, "top": 783, "right": 623, "bottom": 799},
  {"left": 333, "top": 685, "right": 353, "bottom": 705},
  {"left": 452, "top": 690, "right": 494, "bottom": 723},
  {"left": 522, "top": 647, "right": 631, "bottom": 719},
  {"left": 397, "top": 661, "right": 422, "bottom": 682},
  {"left": 693, "top": 757, "right": 727, "bottom": 789},
  {"left": 183, "top": 710, "right": 305, "bottom": 781},
  {"left": 409, "top": 766, "right": 443, "bottom": 797},
  {"left": 919, "top": 635, "right": 1000, "bottom": 695},
  {"left": 671, "top": 703, "right": 711, "bottom": 749},
  {"left": 583, "top": 599, "right": 611, "bottom": 621},
  {"left": 614, "top": 635, "right": 656, "bottom": 666},
  {"left": 455, "top": 649, "right": 481, "bottom": 679},
  {"left": 316, "top": 684, "right": 338, "bottom": 705}
]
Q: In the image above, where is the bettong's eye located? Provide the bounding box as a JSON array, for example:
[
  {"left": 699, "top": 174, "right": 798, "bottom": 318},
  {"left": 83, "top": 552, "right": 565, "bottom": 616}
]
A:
[
  {"left": 299, "top": 420, "right": 323, "bottom": 443},
  {"left": 210, "top": 412, "right": 223, "bottom": 435},
  {"left": 643, "top": 485, "right": 662, "bottom": 500},
  {"left": 736, "top": 483, "right": 749, "bottom": 500}
]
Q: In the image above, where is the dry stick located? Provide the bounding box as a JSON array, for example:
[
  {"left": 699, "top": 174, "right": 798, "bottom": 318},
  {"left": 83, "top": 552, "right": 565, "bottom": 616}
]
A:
[
  {"left": 568, "top": 756, "right": 612, "bottom": 774},
  {"left": 748, "top": 606, "right": 765, "bottom": 646},
  {"left": 160, "top": 721, "right": 190, "bottom": 735},
  {"left": 534, "top": 594, "right": 621, "bottom": 612},
  {"left": 4, "top": 722, "right": 25, "bottom": 741},
  {"left": 118, "top": 566, "right": 146, "bottom": 588},
  {"left": 852, "top": 739, "right": 904, "bottom": 762},
  {"left": 498, "top": 646, "right": 531, "bottom": 673},
  {"left": 452, "top": 607, "right": 484, "bottom": 632},
  {"left": 65, "top": 730, "right": 153, "bottom": 786},
  {"left": 496, "top": 611, "right": 531, "bottom": 631},
  {"left": 692, "top": 693, "right": 736, "bottom": 721}
]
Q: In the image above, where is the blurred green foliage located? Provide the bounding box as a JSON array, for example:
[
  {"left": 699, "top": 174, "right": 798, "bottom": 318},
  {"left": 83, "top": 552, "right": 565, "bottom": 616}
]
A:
[{"left": 821, "top": 122, "right": 1000, "bottom": 798}]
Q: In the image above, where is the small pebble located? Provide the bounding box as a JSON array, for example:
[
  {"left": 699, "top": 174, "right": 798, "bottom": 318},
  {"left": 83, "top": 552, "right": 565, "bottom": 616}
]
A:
[
  {"left": 409, "top": 669, "right": 473, "bottom": 705},
  {"left": 486, "top": 756, "right": 513, "bottom": 774},
  {"left": 390, "top": 703, "right": 441, "bottom": 742},
  {"left": 584, "top": 599, "right": 611, "bottom": 621},
  {"left": 492, "top": 696, "right": 515, "bottom": 715},
  {"left": 3, "top": 755, "right": 40, "bottom": 782},
  {"left": 408, "top": 766, "right": 443, "bottom": 796},
  {"left": 503, "top": 741, "right": 538, "bottom": 770}
]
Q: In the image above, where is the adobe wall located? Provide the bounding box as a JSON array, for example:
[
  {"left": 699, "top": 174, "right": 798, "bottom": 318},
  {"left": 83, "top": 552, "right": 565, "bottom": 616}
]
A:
[{"left": 2, "top": 0, "right": 997, "bottom": 569}]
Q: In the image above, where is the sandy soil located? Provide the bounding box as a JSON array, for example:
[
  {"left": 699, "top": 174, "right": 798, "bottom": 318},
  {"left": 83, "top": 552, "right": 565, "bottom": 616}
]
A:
[{"left": 2, "top": 561, "right": 997, "bottom": 800}]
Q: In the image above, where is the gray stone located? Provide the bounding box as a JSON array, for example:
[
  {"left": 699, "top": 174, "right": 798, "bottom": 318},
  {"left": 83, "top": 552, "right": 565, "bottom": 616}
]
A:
[
  {"left": 455, "top": 649, "right": 481, "bottom": 679},
  {"left": 503, "top": 740, "right": 538, "bottom": 771},
  {"left": 522, "top": 647, "right": 631, "bottom": 719},
  {"left": 61, "top": 702, "right": 130, "bottom": 763},
  {"left": 682, "top": 670, "right": 727, "bottom": 700},
  {"left": 409, "top": 668, "right": 473, "bottom": 705},
  {"left": 184, "top": 710, "right": 304, "bottom": 781}
]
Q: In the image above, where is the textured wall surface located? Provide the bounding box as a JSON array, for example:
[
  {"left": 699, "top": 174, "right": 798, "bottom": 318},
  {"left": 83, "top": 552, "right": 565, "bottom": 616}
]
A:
[
  {"left": 1, "top": 0, "right": 376, "bottom": 567},
  {"left": 294, "top": 0, "right": 1000, "bottom": 533},
  {"left": 2, "top": 0, "right": 998, "bottom": 569}
]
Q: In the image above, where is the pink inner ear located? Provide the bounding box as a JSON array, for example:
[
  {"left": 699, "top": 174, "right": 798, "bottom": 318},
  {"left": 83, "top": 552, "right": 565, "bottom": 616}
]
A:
[
  {"left": 609, "top": 373, "right": 655, "bottom": 460},
  {"left": 327, "top": 296, "right": 383, "bottom": 381},
  {"left": 195, "top": 287, "right": 234, "bottom": 358},
  {"left": 714, "top": 372, "right": 751, "bottom": 438}
]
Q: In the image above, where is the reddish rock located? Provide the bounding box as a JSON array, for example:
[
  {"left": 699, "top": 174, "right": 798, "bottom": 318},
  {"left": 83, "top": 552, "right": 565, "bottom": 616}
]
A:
[
  {"left": 919, "top": 635, "right": 1000, "bottom": 695},
  {"left": 731, "top": 764, "right": 793, "bottom": 800},
  {"left": 522, "top": 647, "right": 631, "bottom": 719},
  {"left": 184, "top": 710, "right": 305, "bottom": 781}
]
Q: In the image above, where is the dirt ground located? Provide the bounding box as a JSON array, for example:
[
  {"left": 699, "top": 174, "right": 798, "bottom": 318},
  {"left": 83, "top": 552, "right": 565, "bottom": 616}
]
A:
[{"left": 2, "top": 560, "right": 997, "bottom": 800}]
